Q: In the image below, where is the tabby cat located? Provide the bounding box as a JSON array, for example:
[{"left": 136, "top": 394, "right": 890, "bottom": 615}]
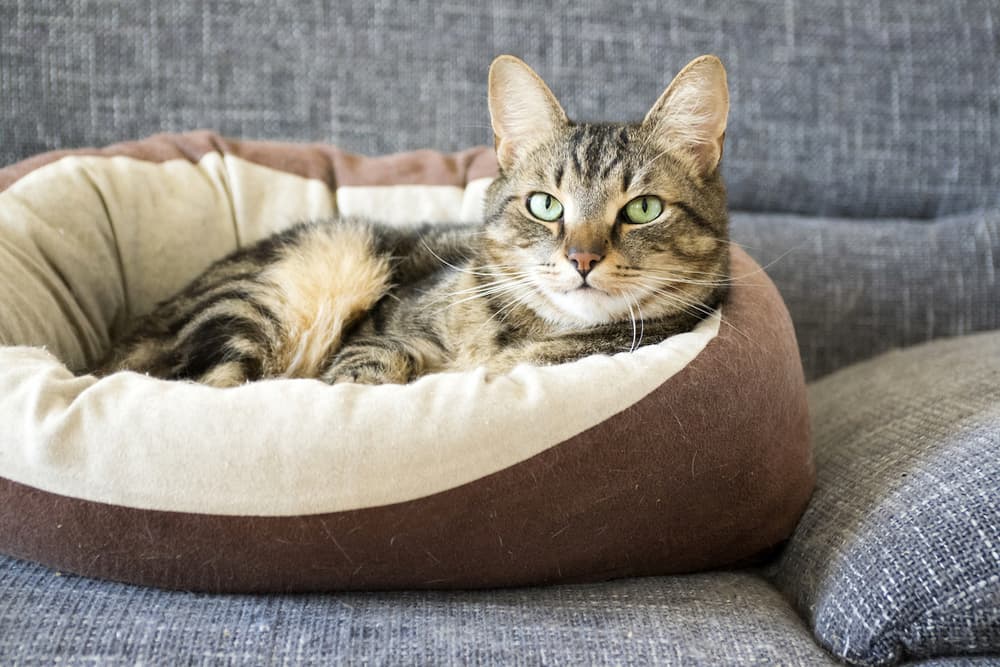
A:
[{"left": 99, "top": 55, "right": 731, "bottom": 387}]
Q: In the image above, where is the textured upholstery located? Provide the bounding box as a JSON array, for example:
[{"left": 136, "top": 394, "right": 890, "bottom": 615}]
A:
[
  {"left": 1, "top": 1, "right": 998, "bottom": 220},
  {"left": 0, "top": 557, "right": 836, "bottom": 666},
  {"left": 731, "top": 208, "right": 1000, "bottom": 380},
  {"left": 2, "top": 0, "right": 1000, "bottom": 664},
  {"left": 771, "top": 331, "right": 1000, "bottom": 665}
]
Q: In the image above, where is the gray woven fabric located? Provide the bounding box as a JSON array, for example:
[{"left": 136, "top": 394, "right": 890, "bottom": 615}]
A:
[
  {"left": 731, "top": 207, "right": 1000, "bottom": 380},
  {"left": 2, "top": 3, "right": 1000, "bottom": 664},
  {"left": 0, "top": 557, "right": 837, "bottom": 666},
  {"left": 2, "top": 0, "right": 998, "bottom": 219},
  {"left": 771, "top": 331, "right": 1000, "bottom": 666}
]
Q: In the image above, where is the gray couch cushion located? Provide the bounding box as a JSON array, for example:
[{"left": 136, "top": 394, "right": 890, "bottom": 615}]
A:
[
  {"left": 0, "top": 556, "right": 836, "bottom": 665},
  {"left": 731, "top": 208, "right": 1000, "bottom": 380},
  {"left": 2, "top": 1, "right": 998, "bottom": 219},
  {"left": 771, "top": 331, "right": 1000, "bottom": 665}
]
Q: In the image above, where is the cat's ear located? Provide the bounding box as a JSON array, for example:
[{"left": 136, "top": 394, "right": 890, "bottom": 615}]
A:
[
  {"left": 643, "top": 55, "right": 729, "bottom": 177},
  {"left": 488, "top": 55, "right": 568, "bottom": 171}
]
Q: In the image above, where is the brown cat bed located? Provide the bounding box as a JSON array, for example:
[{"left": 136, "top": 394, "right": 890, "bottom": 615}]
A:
[{"left": 0, "top": 133, "right": 813, "bottom": 592}]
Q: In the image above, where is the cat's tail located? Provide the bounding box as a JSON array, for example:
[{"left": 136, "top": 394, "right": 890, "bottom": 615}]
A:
[{"left": 256, "top": 220, "right": 394, "bottom": 380}]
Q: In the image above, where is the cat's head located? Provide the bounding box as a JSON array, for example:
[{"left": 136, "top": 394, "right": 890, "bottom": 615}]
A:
[{"left": 482, "top": 55, "right": 730, "bottom": 328}]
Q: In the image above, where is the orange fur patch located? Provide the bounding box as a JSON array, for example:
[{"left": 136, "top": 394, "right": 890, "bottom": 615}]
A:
[{"left": 257, "top": 224, "right": 393, "bottom": 378}]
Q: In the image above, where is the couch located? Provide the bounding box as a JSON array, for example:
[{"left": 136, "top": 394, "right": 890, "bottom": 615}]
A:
[{"left": 1, "top": 1, "right": 997, "bottom": 664}]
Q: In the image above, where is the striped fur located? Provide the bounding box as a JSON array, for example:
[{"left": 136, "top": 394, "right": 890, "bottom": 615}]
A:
[
  {"left": 100, "top": 55, "right": 732, "bottom": 387},
  {"left": 101, "top": 220, "right": 393, "bottom": 386}
]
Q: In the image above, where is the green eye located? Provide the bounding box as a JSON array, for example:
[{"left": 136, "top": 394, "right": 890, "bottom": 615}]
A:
[
  {"left": 623, "top": 196, "right": 664, "bottom": 224},
  {"left": 527, "top": 192, "right": 564, "bottom": 222}
]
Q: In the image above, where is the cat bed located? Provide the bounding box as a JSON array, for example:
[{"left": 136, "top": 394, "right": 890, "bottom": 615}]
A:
[{"left": 0, "top": 132, "right": 813, "bottom": 592}]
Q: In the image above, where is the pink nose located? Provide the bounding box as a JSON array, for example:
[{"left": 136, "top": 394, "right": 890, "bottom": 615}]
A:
[{"left": 567, "top": 250, "right": 603, "bottom": 276}]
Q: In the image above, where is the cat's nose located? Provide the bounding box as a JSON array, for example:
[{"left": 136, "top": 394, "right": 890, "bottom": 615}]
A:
[{"left": 567, "top": 249, "right": 604, "bottom": 277}]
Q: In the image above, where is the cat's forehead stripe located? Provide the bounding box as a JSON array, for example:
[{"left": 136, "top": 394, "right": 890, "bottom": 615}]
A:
[
  {"left": 569, "top": 129, "right": 584, "bottom": 177},
  {"left": 599, "top": 152, "right": 622, "bottom": 180},
  {"left": 581, "top": 130, "right": 599, "bottom": 179},
  {"left": 621, "top": 167, "right": 633, "bottom": 193},
  {"left": 564, "top": 124, "right": 631, "bottom": 183}
]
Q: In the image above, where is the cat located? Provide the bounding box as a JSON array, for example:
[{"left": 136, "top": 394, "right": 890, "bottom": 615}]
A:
[{"left": 98, "top": 54, "right": 731, "bottom": 387}]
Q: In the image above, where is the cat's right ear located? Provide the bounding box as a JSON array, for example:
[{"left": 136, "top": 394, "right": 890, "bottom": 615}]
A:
[{"left": 488, "top": 56, "right": 568, "bottom": 171}]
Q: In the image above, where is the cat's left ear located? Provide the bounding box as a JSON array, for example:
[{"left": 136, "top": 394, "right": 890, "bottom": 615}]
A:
[
  {"left": 488, "top": 55, "right": 568, "bottom": 171},
  {"left": 643, "top": 55, "right": 730, "bottom": 177}
]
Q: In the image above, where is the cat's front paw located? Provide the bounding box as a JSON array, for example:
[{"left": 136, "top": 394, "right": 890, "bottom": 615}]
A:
[
  {"left": 323, "top": 340, "right": 418, "bottom": 386},
  {"left": 323, "top": 360, "right": 409, "bottom": 386},
  {"left": 328, "top": 368, "right": 387, "bottom": 385}
]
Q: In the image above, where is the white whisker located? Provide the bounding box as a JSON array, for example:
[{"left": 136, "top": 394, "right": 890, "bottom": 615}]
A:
[
  {"left": 489, "top": 286, "right": 539, "bottom": 331},
  {"left": 633, "top": 278, "right": 753, "bottom": 344},
  {"left": 433, "top": 277, "right": 536, "bottom": 313},
  {"left": 439, "top": 273, "right": 534, "bottom": 298},
  {"left": 418, "top": 238, "right": 515, "bottom": 277},
  {"left": 624, "top": 295, "right": 638, "bottom": 352},
  {"left": 633, "top": 293, "right": 645, "bottom": 349}
]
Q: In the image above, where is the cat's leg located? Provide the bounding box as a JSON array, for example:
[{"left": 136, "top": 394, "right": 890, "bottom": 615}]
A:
[
  {"left": 482, "top": 332, "right": 640, "bottom": 377},
  {"left": 321, "top": 337, "right": 443, "bottom": 385},
  {"left": 100, "top": 305, "right": 275, "bottom": 388}
]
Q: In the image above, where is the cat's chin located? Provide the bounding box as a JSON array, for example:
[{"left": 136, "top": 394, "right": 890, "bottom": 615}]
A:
[{"left": 530, "top": 286, "right": 634, "bottom": 327}]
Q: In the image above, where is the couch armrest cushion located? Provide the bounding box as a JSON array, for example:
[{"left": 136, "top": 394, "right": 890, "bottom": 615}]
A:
[{"left": 771, "top": 331, "right": 1000, "bottom": 666}]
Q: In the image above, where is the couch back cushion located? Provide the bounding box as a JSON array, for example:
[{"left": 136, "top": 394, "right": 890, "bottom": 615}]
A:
[{"left": 2, "top": 1, "right": 998, "bottom": 218}]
